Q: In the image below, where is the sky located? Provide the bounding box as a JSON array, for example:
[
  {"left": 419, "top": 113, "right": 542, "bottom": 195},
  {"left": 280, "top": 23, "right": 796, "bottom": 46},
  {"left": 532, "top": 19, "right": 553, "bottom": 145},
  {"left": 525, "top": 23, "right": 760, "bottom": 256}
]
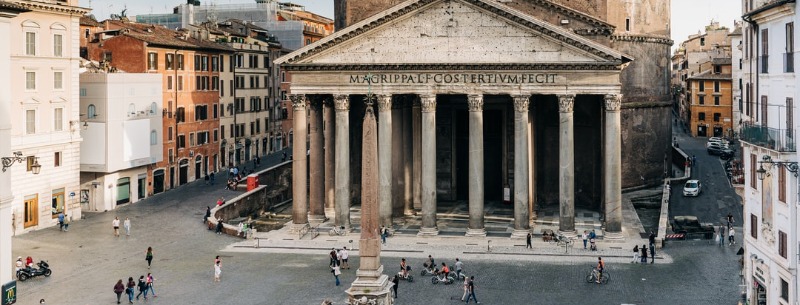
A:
[{"left": 80, "top": 0, "right": 741, "bottom": 51}]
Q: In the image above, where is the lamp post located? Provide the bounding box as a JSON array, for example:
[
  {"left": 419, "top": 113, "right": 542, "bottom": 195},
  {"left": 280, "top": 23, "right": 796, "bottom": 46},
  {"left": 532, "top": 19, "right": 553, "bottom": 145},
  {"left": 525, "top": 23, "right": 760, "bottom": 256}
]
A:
[{"left": 1, "top": 151, "right": 41, "bottom": 174}]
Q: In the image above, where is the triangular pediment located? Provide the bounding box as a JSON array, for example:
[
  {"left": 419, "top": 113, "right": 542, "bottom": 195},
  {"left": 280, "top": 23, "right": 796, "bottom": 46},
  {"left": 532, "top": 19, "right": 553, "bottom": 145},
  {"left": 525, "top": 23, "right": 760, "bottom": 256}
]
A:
[{"left": 277, "top": 0, "right": 629, "bottom": 68}]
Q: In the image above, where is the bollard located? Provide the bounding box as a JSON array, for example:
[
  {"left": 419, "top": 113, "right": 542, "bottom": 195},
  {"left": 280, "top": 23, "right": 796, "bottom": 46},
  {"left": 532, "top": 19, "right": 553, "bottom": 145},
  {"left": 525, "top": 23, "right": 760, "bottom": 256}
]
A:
[{"left": 487, "top": 240, "right": 492, "bottom": 253}]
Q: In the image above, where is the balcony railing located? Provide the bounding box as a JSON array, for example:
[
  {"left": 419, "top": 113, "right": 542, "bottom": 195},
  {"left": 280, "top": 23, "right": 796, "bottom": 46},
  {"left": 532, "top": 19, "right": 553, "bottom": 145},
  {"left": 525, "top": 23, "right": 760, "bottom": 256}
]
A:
[
  {"left": 785, "top": 53, "right": 795, "bottom": 73},
  {"left": 740, "top": 123, "right": 796, "bottom": 152}
]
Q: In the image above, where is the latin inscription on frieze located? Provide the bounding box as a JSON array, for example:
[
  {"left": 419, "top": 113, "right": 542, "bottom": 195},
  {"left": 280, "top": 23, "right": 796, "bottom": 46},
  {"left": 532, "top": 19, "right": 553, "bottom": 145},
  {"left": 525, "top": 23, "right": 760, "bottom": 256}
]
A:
[{"left": 349, "top": 73, "right": 558, "bottom": 85}]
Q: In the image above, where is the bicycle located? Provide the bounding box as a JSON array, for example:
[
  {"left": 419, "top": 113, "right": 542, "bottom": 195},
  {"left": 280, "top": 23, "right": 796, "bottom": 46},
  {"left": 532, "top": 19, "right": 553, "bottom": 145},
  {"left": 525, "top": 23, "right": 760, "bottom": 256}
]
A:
[
  {"left": 585, "top": 266, "right": 609, "bottom": 284},
  {"left": 549, "top": 234, "right": 574, "bottom": 247},
  {"left": 329, "top": 226, "right": 347, "bottom": 236}
]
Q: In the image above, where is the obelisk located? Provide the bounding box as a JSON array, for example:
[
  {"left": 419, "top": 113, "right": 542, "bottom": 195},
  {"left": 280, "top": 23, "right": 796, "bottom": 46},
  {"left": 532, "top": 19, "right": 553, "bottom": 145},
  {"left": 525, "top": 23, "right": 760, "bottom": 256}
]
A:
[{"left": 346, "top": 96, "right": 393, "bottom": 305}]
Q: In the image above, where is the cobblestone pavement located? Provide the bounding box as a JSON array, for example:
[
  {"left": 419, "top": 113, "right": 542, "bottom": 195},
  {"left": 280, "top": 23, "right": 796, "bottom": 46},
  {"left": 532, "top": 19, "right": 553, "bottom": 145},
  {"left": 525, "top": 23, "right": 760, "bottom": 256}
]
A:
[{"left": 10, "top": 148, "right": 743, "bottom": 305}]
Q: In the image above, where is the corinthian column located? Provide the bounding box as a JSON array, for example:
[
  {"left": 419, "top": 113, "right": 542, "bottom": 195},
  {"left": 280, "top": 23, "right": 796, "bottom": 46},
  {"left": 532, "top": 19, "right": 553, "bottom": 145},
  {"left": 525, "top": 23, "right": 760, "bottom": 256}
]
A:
[
  {"left": 377, "top": 94, "right": 393, "bottom": 228},
  {"left": 512, "top": 95, "right": 531, "bottom": 238},
  {"left": 290, "top": 94, "right": 309, "bottom": 227},
  {"left": 418, "top": 94, "right": 438, "bottom": 236},
  {"left": 558, "top": 94, "right": 576, "bottom": 234},
  {"left": 412, "top": 98, "right": 422, "bottom": 211},
  {"left": 309, "top": 98, "right": 325, "bottom": 222},
  {"left": 324, "top": 98, "right": 335, "bottom": 219},
  {"left": 604, "top": 94, "right": 624, "bottom": 239},
  {"left": 466, "top": 95, "right": 486, "bottom": 237},
  {"left": 334, "top": 95, "right": 351, "bottom": 229}
]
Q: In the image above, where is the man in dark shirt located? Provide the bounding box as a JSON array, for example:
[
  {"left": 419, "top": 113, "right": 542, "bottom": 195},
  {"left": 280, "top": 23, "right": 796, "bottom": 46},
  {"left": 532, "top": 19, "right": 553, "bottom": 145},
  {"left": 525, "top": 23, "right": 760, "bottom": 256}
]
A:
[
  {"left": 648, "top": 231, "right": 656, "bottom": 264},
  {"left": 465, "top": 276, "right": 479, "bottom": 304}
]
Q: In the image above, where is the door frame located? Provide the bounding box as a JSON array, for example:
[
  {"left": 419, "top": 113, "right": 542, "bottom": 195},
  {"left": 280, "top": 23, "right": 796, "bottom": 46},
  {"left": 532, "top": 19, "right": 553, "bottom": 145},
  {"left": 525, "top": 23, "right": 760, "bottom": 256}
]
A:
[{"left": 24, "top": 194, "right": 38, "bottom": 228}]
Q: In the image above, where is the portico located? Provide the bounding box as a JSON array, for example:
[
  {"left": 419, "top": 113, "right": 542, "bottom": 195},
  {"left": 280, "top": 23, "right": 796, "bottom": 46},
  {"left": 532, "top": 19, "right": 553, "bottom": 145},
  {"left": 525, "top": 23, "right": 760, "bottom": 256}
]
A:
[{"left": 277, "top": 0, "right": 630, "bottom": 238}]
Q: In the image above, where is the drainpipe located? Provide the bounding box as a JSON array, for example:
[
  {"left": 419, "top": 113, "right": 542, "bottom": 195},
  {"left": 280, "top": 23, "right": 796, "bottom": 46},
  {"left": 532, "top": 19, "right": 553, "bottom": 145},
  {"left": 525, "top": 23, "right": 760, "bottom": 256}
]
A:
[
  {"left": 174, "top": 49, "right": 180, "bottom": 182},
  {"left": 232, "top": 52, "right": 238, "bottom": 167}
]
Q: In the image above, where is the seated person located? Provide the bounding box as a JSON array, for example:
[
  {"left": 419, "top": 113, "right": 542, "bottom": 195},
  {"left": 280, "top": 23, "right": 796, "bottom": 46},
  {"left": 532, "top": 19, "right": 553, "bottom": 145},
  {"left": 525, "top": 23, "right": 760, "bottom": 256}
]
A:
[
  {"left": 440, "top": 262, "right": 450, "bottom": 279},
  {"left": 400, "top": 258, "right": 409, "bottom": 277},
  {"left": 424, "top": 255, "right": 435, "bottom": 269}
]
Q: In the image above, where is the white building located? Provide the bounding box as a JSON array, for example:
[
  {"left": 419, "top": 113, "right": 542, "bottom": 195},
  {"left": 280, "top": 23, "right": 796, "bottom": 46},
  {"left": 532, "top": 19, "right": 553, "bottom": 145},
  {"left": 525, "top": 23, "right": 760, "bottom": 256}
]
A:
[
  {"left": 740, "top": 1, "right": 799, "bottom": 305},
  {"left": 7, "top": 0, "right": 87, "bottom": 235},
  {"left": 78, "top": 71, "right": 163, "bottom": 212},
  {"left": 730, "top": 22, "right": 744, "bottom": 134}
]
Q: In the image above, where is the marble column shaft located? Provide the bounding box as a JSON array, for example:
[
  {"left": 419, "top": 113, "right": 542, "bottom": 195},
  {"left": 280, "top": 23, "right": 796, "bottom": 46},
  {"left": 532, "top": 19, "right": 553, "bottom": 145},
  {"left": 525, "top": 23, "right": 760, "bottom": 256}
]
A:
[
  {"left": 604, "top": 94, "right": 623, "bottom": 234},
  {"left": 402, "top": 100, "right": 413, "bottom": 215},
  {"left": 377, "top": 94, "right": 393, "bottom": 228},
  {"left": 309, "top": 99, "right": 325, "bottom": 221},
  {"left": 323, "top": 99, "right": 336, "bottom": 219},
  {"left": 334, "top": 95, "right": 351, "bottom": 229},
  {"left": 512, "top": 95, "right": 530, "bottom": 235},
  {"left": 290, "top": 94, "right": 309, "bottom": 225},
  {"left": 466, "top": 95, "right": 486, "bottom": 236},
  {"left": 419, "top": 94, "right": 438, "bottom": 235},
  {"left": 558, "top": 94, "right": 575, "bottom": 233},
  {"left": 412, "top": 98, "right": 422, "bottom": 211}
]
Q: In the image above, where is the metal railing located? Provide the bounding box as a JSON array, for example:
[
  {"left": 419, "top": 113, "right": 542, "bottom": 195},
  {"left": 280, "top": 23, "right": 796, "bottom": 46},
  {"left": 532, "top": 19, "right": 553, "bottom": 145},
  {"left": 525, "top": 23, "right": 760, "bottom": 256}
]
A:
[{"left": 740, "top": 123, "right": 796, "bottom": 152}]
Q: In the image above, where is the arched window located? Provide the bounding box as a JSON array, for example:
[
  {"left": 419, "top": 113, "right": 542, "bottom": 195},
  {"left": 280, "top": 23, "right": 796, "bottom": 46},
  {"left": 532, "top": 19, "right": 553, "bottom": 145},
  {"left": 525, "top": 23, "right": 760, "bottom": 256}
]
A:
[
  {"left": 150, "top": 130, "right": 157, "bottom": 145},
  {"left": 87, "top": 104, "right": 96, "bottom": 119},
  {"left": 150, "top": 102, "right": 158, "bottom": 114}
]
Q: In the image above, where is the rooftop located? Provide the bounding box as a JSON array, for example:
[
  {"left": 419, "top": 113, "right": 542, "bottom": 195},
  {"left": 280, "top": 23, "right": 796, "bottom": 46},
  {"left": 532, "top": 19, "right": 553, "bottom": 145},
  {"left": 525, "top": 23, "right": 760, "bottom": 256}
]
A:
[
  {"left": 687, "top": 70, "right": 731, "bottom": 80},
  {"left": 104, "top": 20, "right": 234, "bottom": 52}
]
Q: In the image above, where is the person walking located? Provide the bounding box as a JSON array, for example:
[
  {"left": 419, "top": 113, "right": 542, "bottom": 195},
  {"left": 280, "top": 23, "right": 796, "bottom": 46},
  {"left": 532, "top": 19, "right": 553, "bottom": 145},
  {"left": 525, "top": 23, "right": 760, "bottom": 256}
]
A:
[
  {"left": 112, "top": 217, "right": 120, "bottom": 237},
  {"left": 145, "top": 247, "right": 154, "bottom": 268},
  {"left": 123, "top": 217, "right": 131, "bottom": 236},
  {"left": 113, "top": 279, "right": 125, "bottom": 304},
  {"left": 126, "top": 277, "right": 136, "bottom": 303},
  {"left": 329, "top": 248, "right": 337, "bottom": 267},
  {"left": 210, "top": 172, "right": 215, "bottom": 185},
  {"left": 526, "top": 232, "right": 532, "bottom": 249},
  {"left": 729, "top": 227, "right": 736, "bottom": 246},
  {"left": 341, "top": 247, "right": 350, "bottom": 269},
  {"left": 145, "top": 273, "right": 157, "bottom": 298},
  {"left": 454, "top": 258, "right": 463, "bottom": 279},
  {"left": 582, "top": 230, "right": 588, "bottom": 249},
  {"left": 391, "top": 274, "right": 399, "bottom": 298},
  {"left": 204, "top": 206, "right": 211, "bottom": 224},
  {"left": 380, "top": 226, "right": 387, "bottom": 245},
  {"left": 461, "top": 275, "right": 470, "bottom": 301},
  {"left": 718, "top": 225, "right": 726, "bottom": 247},
  {"left": 631, "top": 244, "right": 639, "bottom": 263},
  {"left": 214, "top": 261, "right": 222, "bottom": 282},
  {"left": 648, "top": 231, "right": 656, "bottom": 264},
  {"left": 331, "top": 262, "right": 341, "bottom": 286},
  {"left": 727, "top": 213, "right": 735, "bottom": 229},
  {"left": 464, "top": 276, "right": 479, "bottom": 304},
  {"left": 57, "top": 212, "right": 64, "bottom": 231},
  {"left": 640, "top": 244, "right": 648, "bottom": 264},
  {"left": 216, "top": 218, "right": 224, "bottom": 234},
  {"left": 63, "top": 214, "right": 70, "bottom": 232},
  {"left": 135, "top": 275, "right": 147, "bottom": 300}
]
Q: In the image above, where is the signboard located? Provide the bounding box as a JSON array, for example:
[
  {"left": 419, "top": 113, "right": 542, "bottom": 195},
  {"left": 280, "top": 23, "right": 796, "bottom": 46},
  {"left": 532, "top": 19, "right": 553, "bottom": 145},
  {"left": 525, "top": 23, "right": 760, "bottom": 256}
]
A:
[
  {"left": 2, "top": 281, "right": 16, "bottom": 305},
  {"left": 349, "top": 73, "right": 559, "bottom": 85}
]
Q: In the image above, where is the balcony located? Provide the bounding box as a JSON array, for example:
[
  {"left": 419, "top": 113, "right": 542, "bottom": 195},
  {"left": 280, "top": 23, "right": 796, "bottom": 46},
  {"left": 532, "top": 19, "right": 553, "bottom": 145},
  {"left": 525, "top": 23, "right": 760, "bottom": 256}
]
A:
[
  {"left": 740, "top": 122, "right": 796, "bottom": 152},
  {"left": 785, "top": 53, "right": 795, "bottom": 73}
]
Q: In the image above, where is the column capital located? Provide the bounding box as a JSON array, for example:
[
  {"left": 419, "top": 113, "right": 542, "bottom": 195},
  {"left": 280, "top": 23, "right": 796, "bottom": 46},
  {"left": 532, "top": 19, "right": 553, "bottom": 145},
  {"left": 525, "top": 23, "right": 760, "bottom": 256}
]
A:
[
  {"left": 467, "top": 95, "right": 484, "bottom": 112},
  {"left": 604, "top": 94, "right": 622, "bottom": 111},
  {"left": 557, "top": 94, "right": 575, "bottom": 113},
  {"left": 289, "top": 94, "right": 307, "bottom": 111},
  {"left": 420, "top": 94, "right": 436, "bottom": 113},
  {"left": 333, "top": 94, "right": 350, "bottom": 112},
  {"left": 512, "top": 95, "right": 530, "bottom": 112},
  {"left": 376, "top": 94, "right": 392, "bottom": 112}
]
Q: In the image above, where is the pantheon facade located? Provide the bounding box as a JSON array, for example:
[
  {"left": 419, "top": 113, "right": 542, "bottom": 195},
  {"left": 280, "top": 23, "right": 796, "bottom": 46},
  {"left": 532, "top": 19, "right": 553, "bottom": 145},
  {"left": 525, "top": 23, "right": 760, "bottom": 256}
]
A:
[{"left": 275, "top": 0, "right": 651, "bottom": 237}]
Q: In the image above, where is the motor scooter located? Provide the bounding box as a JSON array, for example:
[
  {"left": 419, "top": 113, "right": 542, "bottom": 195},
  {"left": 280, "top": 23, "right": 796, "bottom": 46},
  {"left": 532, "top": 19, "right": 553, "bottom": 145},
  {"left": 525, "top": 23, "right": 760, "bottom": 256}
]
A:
[
  {"left": 431, "top": 269, "right": 455, "bottom": 285},
  {"left": 16, "top": 260, "right": 51, "bottom": 282}
]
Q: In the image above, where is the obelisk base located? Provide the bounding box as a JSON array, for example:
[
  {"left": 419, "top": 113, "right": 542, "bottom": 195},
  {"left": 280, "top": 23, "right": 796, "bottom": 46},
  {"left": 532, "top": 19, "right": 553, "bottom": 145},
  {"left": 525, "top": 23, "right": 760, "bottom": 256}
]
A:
[{"left": 346, "top": 274, "right": 393, "bottom": 305}]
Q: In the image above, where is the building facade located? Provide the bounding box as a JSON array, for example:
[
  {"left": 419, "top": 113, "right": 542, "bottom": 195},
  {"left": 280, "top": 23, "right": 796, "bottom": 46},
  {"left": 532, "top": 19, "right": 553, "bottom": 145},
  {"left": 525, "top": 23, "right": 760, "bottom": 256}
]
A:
[
  {"left": 740, "top": 1, "right": 798, "bottom": 305},
  {"left": 7, "top": 0, "right": 87, "bottom": 235},
  {"left": 78, "top": 71, "right": 163, "bottom": 212},
  {"left": 334, "top": 0, "right": 672, "bottom": 189},
  {"left": 82, "top": 20, "right": 232, "bottom": 195},
  {"left": 686, "top": 59, "right": 734, "bottom": 138},
  {"left": 278, "top": 0, "right": 629, "bottom": 237}
]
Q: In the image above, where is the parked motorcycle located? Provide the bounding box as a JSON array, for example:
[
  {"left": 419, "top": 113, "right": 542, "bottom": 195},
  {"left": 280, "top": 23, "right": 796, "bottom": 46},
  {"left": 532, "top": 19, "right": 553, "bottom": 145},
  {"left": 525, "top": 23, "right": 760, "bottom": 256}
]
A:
[{"left": 16, "top": 260, "right": 51, "bottom": 282}]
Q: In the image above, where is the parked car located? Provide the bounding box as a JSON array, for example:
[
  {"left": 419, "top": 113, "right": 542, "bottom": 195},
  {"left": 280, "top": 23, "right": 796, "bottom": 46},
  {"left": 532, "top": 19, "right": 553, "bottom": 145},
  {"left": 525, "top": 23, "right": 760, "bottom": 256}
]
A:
[
  {"left": 683, "top": 179, "right": 701, "bottom": 196},
  {"left": 719, "top": 149, "right": 735, "bottom": 160},
  {"left": 707, "top": 145, "right": 724, "bottom": 155},
  {"left": 672, "top": 215, "right": 715, "bottom": 239},
  {"left": 707, "top": 141, "right": 729, "bottom": 150}
]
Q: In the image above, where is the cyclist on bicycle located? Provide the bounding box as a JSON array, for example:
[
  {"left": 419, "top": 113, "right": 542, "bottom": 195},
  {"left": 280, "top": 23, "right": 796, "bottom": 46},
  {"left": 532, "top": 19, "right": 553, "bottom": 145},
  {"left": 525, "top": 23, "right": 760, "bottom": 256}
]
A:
[
  {"left": 400, "top": 258, "right": 409, "bottom": 278},
  {"left": 424, "top": 255, "right": 435, "bottom": 269},
  {"left": 440, "top": 262, "right": 450, "bottom": 280},
  {"left": 596, "top": 257, "right": 605, "bottom": 284}
]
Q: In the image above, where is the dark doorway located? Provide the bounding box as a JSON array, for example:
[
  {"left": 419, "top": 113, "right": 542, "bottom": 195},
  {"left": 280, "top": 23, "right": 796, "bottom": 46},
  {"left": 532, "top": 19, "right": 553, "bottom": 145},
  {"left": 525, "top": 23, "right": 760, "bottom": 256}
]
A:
[
  {"left": 195, "top": 156, "right": 202, "bottom": 180},
  {"left": 697, "top": 125, "right": 707, "bottom": 137},
  {"left": 713, "top": 126, "right": 723, "bottom": 137},
  {"left": 179, "top": 159, "right": 189, "bottom": 185},
  {"left": 204, "top": 156, "right": 209, "bottom": 175},
  {"left": 153, "top": 170, "right": 165, "bottom": 194},
  {"left": 137, "top": 175, "right": 146, "bottom": 199},
  {"left": 455, "top": 109, "right": 469, "bottom": 201},
  {"left": 484, "top": 109, "right": 503, "bottom": 201},
  {"left": 169, "top": 167, "right": 175, "bottom": 189}
]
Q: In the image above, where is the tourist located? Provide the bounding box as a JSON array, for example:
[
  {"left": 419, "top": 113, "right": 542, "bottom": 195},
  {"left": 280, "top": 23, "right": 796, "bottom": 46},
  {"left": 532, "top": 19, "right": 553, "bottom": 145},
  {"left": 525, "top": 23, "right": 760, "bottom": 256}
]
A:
[
  {"left": 329, "top": 248, "right": 337, "bottom": 267},
  {"left": 214, "top": 261, "right": 222, "bottom": 282},
  {"left": 648, "top": 231, "right": 656, "bottom": 263},
  {"left": 145, "top": 273, "right": 157, "bottom": 297},
  {"left": 392, "top": 275, "right": 399, "bottom": 298},
  {"left": 464, "top": 276, "right": 478, "bottom": 304},
  {"left": 461, "top": 275, "right": 469, "bottom": 301},
  {"left": 57, "top": 212, "right": 64, "bottom": 231},
  {"left": 526, "top": 232, "right": 532, "bottom": 249},
  {"left": 331, "top": 262, "right": 341, "bottom": 286},
  {"left": 113, "top": 279, "right": 125, "bottom": 304},
  {"left": 454, "top": 258, "right": 463, "bottom": 279},
  {"left": 640, "top": 244, "right": 648, "bottom": 263},
  {"left": 112, "top": 217, "right": 120, "bottom": 237},
  {"left": 582, "top": 230, "right": 589, "bottom": 249},
  {"left": 341, "top": 247, "right": 350, "bottom": 269},
  {"left": 380, "top": 225, "right": 387, "bottom": 244},
  {"left": 216, "top": 197, "right": 225, "bottom": 207},
  {"left": 124, "top": 217, "right": 131, "bottom": 236},
  {"left": 216, "top": 219, "right": 224, "bottom": 235},
  {"left": 145, "top": 247, "right": 154, "bottom": 268},
  {"left": 204, "top": 206, "right": 211, "bottom": 224},
  {"left": 135, "top": 275, "right": 147, "bottom": 300},
  {"left": 718, "top": 225, "right": 726, "bottom": 247},
  {"left": 729, "top": 227, "right": 736, "bottom": 246},
  {"left": 126, "top": 277, "right": 136, "bottom": 303},
  {"left": 632, "top": 244, "right": 639, "bottom": 263}
]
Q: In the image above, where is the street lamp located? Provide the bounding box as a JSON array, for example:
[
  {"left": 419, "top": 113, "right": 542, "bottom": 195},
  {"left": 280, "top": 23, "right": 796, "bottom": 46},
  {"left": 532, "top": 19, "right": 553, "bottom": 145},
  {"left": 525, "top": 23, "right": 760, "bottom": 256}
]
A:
[
  {"left": 756, "top": 155, "right": 799, "bottom": 181},
  {"left": 1, "top": 151, "right": 40, "bottom": 174}
]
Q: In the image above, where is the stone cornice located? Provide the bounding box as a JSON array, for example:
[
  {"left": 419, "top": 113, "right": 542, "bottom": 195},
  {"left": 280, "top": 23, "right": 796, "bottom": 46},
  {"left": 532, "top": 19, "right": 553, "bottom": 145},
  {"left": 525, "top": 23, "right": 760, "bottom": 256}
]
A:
[
  {"left": 278, "top": 0, "right": 627, "bottom": 66},
  {"left": 282, "top": 62, "right": 622, "bottom": 72},
  {"left": 11, "top": 1, "right": 89, "bottom": 15},
  {"left": 523, "top": 0, "right": 615, "bottom": 31},
  {"left": 610, "top": 34, "right": 674, "bottom": 46}
]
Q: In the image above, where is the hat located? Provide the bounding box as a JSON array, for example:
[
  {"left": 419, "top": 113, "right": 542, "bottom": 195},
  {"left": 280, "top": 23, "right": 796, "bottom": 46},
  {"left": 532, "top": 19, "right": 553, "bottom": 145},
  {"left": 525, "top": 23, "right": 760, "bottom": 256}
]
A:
[{"left": 17, "top": 256, "right": 21, "bottom": 260}]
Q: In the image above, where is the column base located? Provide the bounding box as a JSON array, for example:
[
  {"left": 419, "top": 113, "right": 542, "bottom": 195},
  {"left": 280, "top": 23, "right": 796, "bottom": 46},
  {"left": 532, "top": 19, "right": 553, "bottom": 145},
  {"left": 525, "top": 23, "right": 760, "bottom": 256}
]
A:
[
  {"left": 309, "top": 214, "right": 327, "bottom": 223},
  {"left": 324, "top": 208, "right": 336, "bottom": 219},
  {"left": 510, "top": 229, "right": 530, "bottom": 239},
  {"left": 465, "top": 228, "right": 487, "bottom": 237},
  {"left": 417, "top": 227, "right": 439, "bottom": 236},
  {"left": 558, "top": 229, "right": 577, "bottom": 238},
  {"left": 346, "top": 274, "right": 394, "bottom": 305},
  {"left": 603, "top": 231, "right": 625, "bottom": 241},
  {"left": 287, "top": 222, "right": 309, "bottom": 235}
]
